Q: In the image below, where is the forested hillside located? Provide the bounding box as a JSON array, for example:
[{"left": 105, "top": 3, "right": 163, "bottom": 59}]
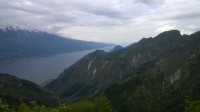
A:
[{"left": 46, "top": 30, "right": 200, "bottom": 112}]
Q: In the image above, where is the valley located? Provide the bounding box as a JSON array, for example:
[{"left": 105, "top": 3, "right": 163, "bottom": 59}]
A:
[
  {"left": 1, "top": 0, "right": 200, "bottom": 111},
  {"left": 1, "top": 30, "right": 199, "bottom": 112}
]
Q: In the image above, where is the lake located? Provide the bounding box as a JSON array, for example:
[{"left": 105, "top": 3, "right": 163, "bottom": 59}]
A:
[{"left": 0, "top": 47, "right": 113, "bottom": 84}]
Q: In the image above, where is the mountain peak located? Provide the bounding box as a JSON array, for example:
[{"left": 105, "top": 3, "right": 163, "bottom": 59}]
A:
[
  {"left": 88, "top": 49, "right": 107, "bottom": 57},
  {"left": 0, "top": 26, "right": 21, "bottom": 32},
  {"left": 110, "top": 45, "right": 123, "bottom": 52},
  {"left": 190, "top": 31, "right": 200, "bottom": 37},
  {"left": 156, "top": 30, "right": 181, "bottom": 39},
  {"left": 0, "top": 26, "right": 45, "bottom": 34},
  {"left": 153, "top": 30, "right": 182, "bottom": 45}
]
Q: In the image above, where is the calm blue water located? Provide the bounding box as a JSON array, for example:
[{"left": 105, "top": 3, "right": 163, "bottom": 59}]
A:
[{"left": 0, "top": 47, "right": 113, "bottom": 84}]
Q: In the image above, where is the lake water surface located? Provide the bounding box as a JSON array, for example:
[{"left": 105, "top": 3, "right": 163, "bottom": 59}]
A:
[{"left": 0, "top": 47, "right": 113, "bottom": 84}]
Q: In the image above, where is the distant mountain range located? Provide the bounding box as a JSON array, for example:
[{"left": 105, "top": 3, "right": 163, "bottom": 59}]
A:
[
  {"left": 45, "top": 30, "right": 200, "bottom": 111},
  {"left": 0, "top": 27, "right": 113, "bottom": 62}
]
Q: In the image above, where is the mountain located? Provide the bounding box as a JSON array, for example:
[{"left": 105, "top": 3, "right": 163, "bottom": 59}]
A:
[
  {"left": 46, "top": 30, "right": 200, "bottom": 111},
  {"left": 105, "top": 53, "right": 200, "bottom": 112},
  {"left": 110, "top": 45, "right": 123, "bottom": 52},
  {"left": 0, "top": 27, "right": 113, "bottom": 62},
  {"left": 0, "top": 73, "right": 59, "bottom": 106}
]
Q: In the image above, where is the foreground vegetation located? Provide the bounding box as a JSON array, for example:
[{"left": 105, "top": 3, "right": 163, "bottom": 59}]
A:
[
  {"left": 0, "top": 95, "right": 113, "bottom": 112},
  {"left": 185, "top": 99, "right": 200, "bottom": 112},
  {"left": 1, "top": 96, "right": 199, "bottom": 112}
]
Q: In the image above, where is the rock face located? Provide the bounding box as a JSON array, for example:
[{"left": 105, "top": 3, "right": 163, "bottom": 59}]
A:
[
  {"left": 105, "top": 52, "right": 200, "bottom": 112},
  {"left": 46, "top": 30, "right": 200, "bottom": 111},
  {"left": 0, "top": 73, "right": 59, "bottom": 106}
]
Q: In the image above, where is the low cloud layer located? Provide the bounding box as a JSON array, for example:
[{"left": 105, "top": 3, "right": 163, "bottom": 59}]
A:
[{"left": 0, "top": 0, "right": 200, "bottom": 45}]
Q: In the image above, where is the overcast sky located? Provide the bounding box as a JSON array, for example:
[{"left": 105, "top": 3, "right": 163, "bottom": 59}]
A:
[{"left": 0, "top": 0, "right": 200, "bottom": 45}]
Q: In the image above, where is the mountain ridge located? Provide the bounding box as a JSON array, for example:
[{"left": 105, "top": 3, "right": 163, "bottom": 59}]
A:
[
  {"left": 45, "top": 30, "right": 200, "bottom": 111},
  {"left": 46, "top": 30, "right": 188, "bottom": 96},
  {"left": 0, "top": 73, "right": 60, "bottom": 106}
]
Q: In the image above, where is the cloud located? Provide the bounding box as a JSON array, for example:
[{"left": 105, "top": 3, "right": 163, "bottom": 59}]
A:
[
  {"left": 174, "top": 12, "right": 200, "bottom": 20},
  {"left": 134, "top": 0, "right": 164, "bottom": 5},
  {"left": 0, "top": 0, "right": 199, "bottom": 45},
  {"left": 156, "top": 25, "right": 176, "bottom": 32}
]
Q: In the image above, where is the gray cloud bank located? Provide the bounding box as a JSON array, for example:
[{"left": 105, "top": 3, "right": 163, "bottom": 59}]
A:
[{"left": 0, "top": 0, "right": 200, "bottom": 45}]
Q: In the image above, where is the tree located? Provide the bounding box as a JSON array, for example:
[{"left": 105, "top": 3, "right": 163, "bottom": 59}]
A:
[
  {"left": 185, "top": 99, "right": 200, "bottom": 112},
  {"left": 19, "top": 103, "right": 32, "bottom": 112},
  {"left": 94, "top": 94, "right": 113, "bottom": 112}
]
